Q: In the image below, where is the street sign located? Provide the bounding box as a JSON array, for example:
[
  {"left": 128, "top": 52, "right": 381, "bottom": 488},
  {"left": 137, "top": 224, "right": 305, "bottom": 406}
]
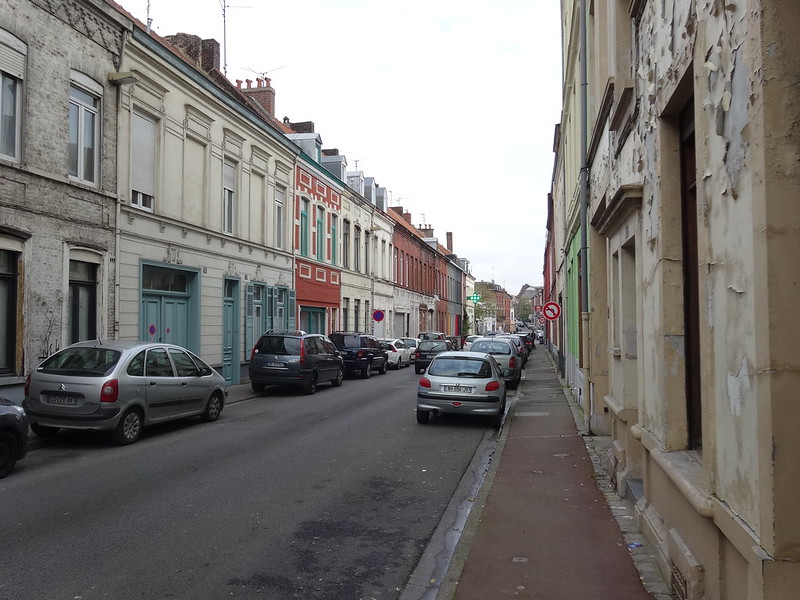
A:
[
  {"left": 372, "top": 309, "right": 385, "bottom": 322},
  {"left": 538, "top": 316, "right": 546, "bottom": 325},
  {"left": 543, "top": 301, "right": 561, "bottom": 321}
]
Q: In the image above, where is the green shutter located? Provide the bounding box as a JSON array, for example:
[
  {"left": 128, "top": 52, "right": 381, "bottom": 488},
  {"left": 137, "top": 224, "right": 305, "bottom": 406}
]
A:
[
  {"left": 245, "top": 283, "right": 254, "bottom": 355},
  {"left": 288, "top": 289, "right": 297, "bottom": 330}
]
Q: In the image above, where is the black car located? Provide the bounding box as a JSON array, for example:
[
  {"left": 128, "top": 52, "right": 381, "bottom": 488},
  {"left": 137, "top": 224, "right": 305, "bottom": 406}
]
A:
[
  {"left": 413, "top": 339, "right": 455, "bottom": 374},
  {"left": 0, "top": 398, "right": 28, "bottom": 479},
  {"left": 329, "top": 332, "right": 389, "bottom": 378},
  {"left": 249, "top": 330, "right": 344, "bottom": 395}
]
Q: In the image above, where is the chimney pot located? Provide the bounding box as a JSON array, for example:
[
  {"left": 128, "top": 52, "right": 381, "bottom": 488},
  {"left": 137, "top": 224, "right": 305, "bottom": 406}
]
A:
[
  {"left": 246, "top": 79, "right": 252, "bottom": 88},
  {"left": 236, "top": 79, "right": 243, "bottom": 88}
]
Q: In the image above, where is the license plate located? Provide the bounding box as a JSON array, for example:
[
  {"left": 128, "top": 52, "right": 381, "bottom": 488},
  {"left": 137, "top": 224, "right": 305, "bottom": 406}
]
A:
[
  {"left": 267, "top": 362, "right": 284, "bottom": 368},
  {"left": 47, "top": 395, "right": 77, "bottom": 406},
  {"left": 442, "top": 385, "right": 473, "bottom": 393}
]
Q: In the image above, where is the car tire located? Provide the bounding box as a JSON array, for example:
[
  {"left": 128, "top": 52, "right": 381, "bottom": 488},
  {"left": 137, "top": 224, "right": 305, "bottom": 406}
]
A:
[
  {"left": 201, "top": 392, "right": 224, "bottom": 421},
  {"left": 416, "top": 409, "right": 430, "bottom": 424},
  {"left": 0, "top": 431, "right": 20, "bottom": 479},
  {"left": 331, "top": 368, "right": 344, "bottom": 387},
  {"left": 30, "top": 423, "right": 59, "bottom": 438},
  {"left": 251, "top": 382, "right": 266, "bottom": 393},
  {"left": 304, "top": 373, "right": 318, "bottom": 395},
  {"left": 112, "top": 408, "right": 143, "bottom": 445},
  {"left": 362, "top": 363, "right": 372, "bottom": 379},
  {"left": 379, "top": 361, "right": 388, "bottom": 375},
  {"left": 415, "top": 365, "right": 422, "bottom": 374}
]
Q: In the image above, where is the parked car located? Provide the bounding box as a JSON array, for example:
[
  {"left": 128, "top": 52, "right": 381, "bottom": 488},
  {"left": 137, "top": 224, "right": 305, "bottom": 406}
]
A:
[
  {"left": 418, "top": 331, "right": 447, "bottom": 341},
  {"left": 462, "top": 335, "right": 480, "bottom": 351},
  {"left": 447, "top": 336, "right": 463, "bottom": 350},
  {"left": 0, "top": 398, "right": 28, "bottom": 478},
  {"left": 329, "top": 332, "right": 389, "bottom": 378},
  {"left": 468, "top": 337, "right": 522, "bottom": 389},
  {"left": 413, "top": 339, "right": 454, "bottom": 374},
  {"left": 400, "top": 337, "right": 421, "bottom": 362},
  {"left": 501, "top": 334, "right": 529, "bottom": 366},
  {"left": 249, "top": 330, "right": 344, "bottom": 394},
  {"left": 23, "top": 340, "right": 227, "bottom": 445},
  {"left": 416, "top": 351, "right": 507, "bottom": 427},
  {"left": 379, "top": 339, "right": 413, "bottom": 369}
]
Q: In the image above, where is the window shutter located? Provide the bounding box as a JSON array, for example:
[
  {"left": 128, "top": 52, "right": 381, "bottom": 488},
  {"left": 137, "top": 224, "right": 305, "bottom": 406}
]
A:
[
  {"left": 266, "top": 286, "right": 275, "bottom": 330},
  {"left": 132, "top": 112, "right": 156, "bottom": 196},
  {"left": 245, "top": 283, "right": 254, "bottom": 356},
  {"left": 0, "top": 44, "right": 25, "bottom": 79},
  {"left": 288, "top": 289, "right": 296, "bottom": 330}
]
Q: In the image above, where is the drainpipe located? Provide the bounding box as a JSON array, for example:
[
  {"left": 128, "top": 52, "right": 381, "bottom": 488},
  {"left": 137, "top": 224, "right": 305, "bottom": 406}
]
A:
[{"left": 579, "top": 0, "right": 592, "bottom": 432}]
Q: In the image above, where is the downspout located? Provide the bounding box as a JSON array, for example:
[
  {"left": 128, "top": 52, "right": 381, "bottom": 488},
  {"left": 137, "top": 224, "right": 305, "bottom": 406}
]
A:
[{"left": 579, "top": 0, "right": 592, "bottom": 431}]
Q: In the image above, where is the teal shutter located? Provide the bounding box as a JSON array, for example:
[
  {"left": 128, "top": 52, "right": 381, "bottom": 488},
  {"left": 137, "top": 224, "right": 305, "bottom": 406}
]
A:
[
  {"left": 288, "top": 289, "right": 297, "bottom": 330},
  {"left": 266, "top": 286, "right": 275, "bottom": 330},
  {"left": 245, "top": 283, "right": 254, "bottom": 355}
]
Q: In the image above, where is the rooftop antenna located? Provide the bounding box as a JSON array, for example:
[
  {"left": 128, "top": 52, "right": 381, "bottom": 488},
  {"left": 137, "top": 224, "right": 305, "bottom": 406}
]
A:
[
  {"left": 145, "top": 0, "right": 152, "bottom": 32},
  {"left": 245, "top": 66, "right": 285, "bottom": 80},
  {"left": 219, "top": 1, "right": 252, "bottom": 77}
]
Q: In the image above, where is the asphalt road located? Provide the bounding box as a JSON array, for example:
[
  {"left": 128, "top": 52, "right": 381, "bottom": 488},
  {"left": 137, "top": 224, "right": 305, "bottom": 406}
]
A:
[{"left": 0, "top": 366, "right": 498, "bottom": 600}]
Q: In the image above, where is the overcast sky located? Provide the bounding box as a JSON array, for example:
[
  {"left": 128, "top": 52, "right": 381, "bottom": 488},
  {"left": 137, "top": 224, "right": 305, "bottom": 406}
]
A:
[{"left": 119, "top": 0, "right": 563, "bottom": 294}]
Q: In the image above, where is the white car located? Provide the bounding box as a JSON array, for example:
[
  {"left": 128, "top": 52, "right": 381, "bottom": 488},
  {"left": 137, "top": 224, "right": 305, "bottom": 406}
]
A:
[
  {"left": 379, "top": 339, "right": 413, "bottom": 369},
  {"left": 462, "top": 335, "right": 480, "bottom": 351}
]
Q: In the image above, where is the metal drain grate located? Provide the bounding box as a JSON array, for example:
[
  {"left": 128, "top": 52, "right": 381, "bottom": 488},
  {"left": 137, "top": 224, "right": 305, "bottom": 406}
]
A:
[{"left": 514, "top": 411, "right": 550, "bottom": 417}]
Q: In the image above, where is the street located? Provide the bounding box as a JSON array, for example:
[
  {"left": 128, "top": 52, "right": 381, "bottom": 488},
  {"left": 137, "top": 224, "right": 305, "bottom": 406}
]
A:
[{"left": 1, "top": 366, "right": 500, "bottom": 600}]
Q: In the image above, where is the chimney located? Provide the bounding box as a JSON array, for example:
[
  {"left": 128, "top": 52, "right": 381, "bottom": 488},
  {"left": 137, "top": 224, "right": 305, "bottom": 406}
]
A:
[
  {"left": 200, "top": 38, "right": 220, "bottom": 72},
  {"left": 239, "top": 77, "right": 276, "bottom": 117},
  {"left": 403, "top": 212, "right": 412, "bottom": 224},
  {"left": 446, "top": 232, "right": 453, "bottom": 252}
]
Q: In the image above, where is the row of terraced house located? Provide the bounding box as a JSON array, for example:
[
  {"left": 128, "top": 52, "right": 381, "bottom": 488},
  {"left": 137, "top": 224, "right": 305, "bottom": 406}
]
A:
[{"left": 0, "top": 0, "right": 492, "bottom": 400}]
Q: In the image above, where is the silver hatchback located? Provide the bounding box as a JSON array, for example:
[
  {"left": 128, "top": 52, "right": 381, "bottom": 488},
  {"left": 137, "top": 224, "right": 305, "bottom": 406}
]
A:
[
  {"left": 416, "top": 351, "right": 507, "bottom": 427},
  {"left": 23, "top": 341, "right": 227, "bottom": 445}
]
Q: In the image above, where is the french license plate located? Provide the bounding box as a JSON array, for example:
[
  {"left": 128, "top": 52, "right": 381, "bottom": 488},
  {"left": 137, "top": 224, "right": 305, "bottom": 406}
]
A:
[
  {"left": 267, "top": 362, "right": 284, "bottom": 368},
  {"left": 47, "top": 395, "right": 77, "bottom": 406},
  {"left": 442, "top": 385, "right": 473, "bottom": 393}
]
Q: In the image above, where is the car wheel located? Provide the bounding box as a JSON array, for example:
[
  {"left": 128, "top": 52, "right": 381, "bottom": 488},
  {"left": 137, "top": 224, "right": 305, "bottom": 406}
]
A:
[
  {"left": 201, "top": 392, "right": 224, "bottom": 421},
  {"left": 362, "top": 363, "right": 372, "bottom": 379},
  {"left": 112, "top": 408, "right": 143, "bottom": 445},
  {"left": 304, "top": 373, "right": 318, "bottom": 395},
  {"left": 416, "top": 409, "right": 430, "bottom": 424},
  {"left": 379, "top": 360, "right": 388, "bottom": 375},
  {"left": 331, "top": 368, "right": 344, "bottom": 387},
  {"left": 251, "top": 382, "right": 266, "bottom": 393},
  {"left": 0, "top": 431, "right": 19, "bottom": 479},
  {"left": 31, "top": 423, "right": 59, "bottom": 438}
]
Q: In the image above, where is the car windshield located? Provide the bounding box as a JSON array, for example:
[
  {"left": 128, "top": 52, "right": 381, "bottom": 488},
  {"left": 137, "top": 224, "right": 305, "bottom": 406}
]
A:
[
  {"left": 330, "top": 334, "right": 362, "bottom": 349},
  {"left": 419, "top": 341, "right": 448, "bottom": 351},
  {"left": 471, "top": 341, "right": 511, "bottom": 355},
  {"left": 255, "top": 336, "right": 301, "bottom": 355},
  {"left": 428, "top": 358, "right": 492, "bottom": 378},
  {"left": 37, "top": 347, "right": 122, "bottom": 376}
]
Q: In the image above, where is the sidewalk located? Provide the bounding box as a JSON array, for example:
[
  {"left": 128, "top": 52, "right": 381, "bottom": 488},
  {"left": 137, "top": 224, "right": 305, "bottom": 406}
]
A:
[{"left": 435, "top": 349, "right": 675, "bottom": 600}]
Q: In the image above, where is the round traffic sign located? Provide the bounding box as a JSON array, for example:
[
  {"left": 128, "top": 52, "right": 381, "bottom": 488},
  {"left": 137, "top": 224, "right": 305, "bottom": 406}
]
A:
[
  {"left": 372, "top": 309, "right": 385, "bottom": 322},
  {"left": 543, "top": 301, "right": 561, "bottom": 321}
]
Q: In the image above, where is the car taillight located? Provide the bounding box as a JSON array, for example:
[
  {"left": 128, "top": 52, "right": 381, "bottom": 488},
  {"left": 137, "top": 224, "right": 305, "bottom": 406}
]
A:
[
  {"left": 485, "top": 381, "right": 500, "bottom": 392},
  {"left": 357, "top": 349, "right": 366, "bottom": 358},
  {"left": 509, "top": 357, "right": 517, "bottom": 368},
  {"left": 24, "top": 374, "right": 30, "bottom": 397},
  {"left": 101, "top": 379, "right": 119, "bottom": 402},
  {"left": 299, "top": 340, "right": 306, "bottom": 366},
  {"left": 389, "top": 347, "right": 397, "bottom": 352},
  {"left": 250, "top": 346, "right": 258, "bottom": 361},
  {"left": 414, "top": 350, "right": 420, "bottom": 358},
  {"left": 419, "top": 377, "right": 431, "bottom": 388}
]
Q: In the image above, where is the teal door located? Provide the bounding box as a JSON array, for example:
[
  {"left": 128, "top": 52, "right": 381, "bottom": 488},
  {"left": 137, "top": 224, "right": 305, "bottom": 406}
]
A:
[
  {"left": 222, "top": 279, "right": 239, "bottom": 384},
  {"left": 142, "top": 294, "right": 189, "bottom": 348}
]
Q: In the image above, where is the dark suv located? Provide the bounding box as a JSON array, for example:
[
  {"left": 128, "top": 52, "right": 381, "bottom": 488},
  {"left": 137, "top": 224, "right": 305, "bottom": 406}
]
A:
[
  {"left": 329, "top": 332, "right": 389, "bottom": 378},
  {"left": 249, "top": 330, "right": 344, "bottom": 395}
]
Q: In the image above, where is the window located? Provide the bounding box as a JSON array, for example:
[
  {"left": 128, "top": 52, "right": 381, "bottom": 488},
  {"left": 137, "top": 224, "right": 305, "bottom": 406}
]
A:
[
  {"left": 364, "top": 231, "right": 371, "bottom": 275},
  {"left": 331, "top": 215, "right": 338, "bottom": 266},
  {"left": 354, "top": 226, "right": 361, "bottom": 271},
  {"left": 342, "top": 297, "right": 349, "bottom": 331},
  {"left": 131, "top": 111, "right": 156, "bottom": 211},
  {"left": 68, "top": 259, "right": 97, "bottom": 344},
  {"left": 69, "top": 82, "right": 100, "bottom": 184},
  {"left": 0, "top": 250, "right": 18, "bottom": 374},
  {"left": 316, "top": 206, "right": 325, "bottom": 261},
  {"left": 0, "top": 30, "right": 25, "bottom": 161},
  {"left": 274, "top": 186, "right": 285, "bottom": 248},
  {"left": 223, "top": 160, "right": 235, "bottom": 234},
  {"left": 342, "top": 220, "right": 350, "bottom": 268},
  {"left": 300, "top": 198, "right": 310, "bottom": 256}
]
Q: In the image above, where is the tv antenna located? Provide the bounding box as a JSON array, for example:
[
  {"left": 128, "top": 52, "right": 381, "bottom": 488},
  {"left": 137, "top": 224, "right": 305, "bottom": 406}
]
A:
[
  {"left": 245, "top": 66, "right": 285, "bottom": 80},
  {"left": 219, "top": 1, "right": 252, "bottom": 77}
]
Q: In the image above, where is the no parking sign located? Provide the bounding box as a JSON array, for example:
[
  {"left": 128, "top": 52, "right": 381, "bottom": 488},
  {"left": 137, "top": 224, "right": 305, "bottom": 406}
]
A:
[{"left": 372, "top": 309, "right": 385, "bottom": 322}]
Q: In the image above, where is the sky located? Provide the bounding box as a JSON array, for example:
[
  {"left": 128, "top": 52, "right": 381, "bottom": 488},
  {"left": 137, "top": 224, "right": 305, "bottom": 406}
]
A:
[{"left": 119, "top": 0, "right": 563, "bottom": 295}]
